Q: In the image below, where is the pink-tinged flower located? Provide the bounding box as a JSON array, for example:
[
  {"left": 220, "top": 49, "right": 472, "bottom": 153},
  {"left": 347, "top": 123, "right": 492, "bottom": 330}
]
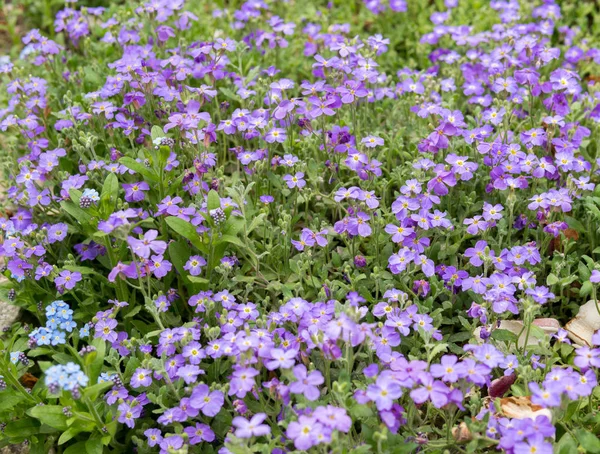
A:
[
  {"left": 123, "top": 181, "right": 150, "bottom": 202},
  {"left": 283, "top": 172, "right": 306, "bottom": 189},
  {"left": 127, "top": 230, "right": 167, "bottom": 259},
  {"left": 232, "top": 413, "right": 270, "bottom": 438},
  {"left": 108, "top": 262, "right": 138, "bottom": 282},
  {"left": 184, "top": 255, "right": 207, "bottom": 276},
  {"left": 289, "top": 365, "right": 324, "bottom": 401}
]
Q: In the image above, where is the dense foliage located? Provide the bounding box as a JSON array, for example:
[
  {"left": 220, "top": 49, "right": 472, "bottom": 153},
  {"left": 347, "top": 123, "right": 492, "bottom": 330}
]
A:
[{"left": 2, "top": 0, "right": 600, "bottom": 452}]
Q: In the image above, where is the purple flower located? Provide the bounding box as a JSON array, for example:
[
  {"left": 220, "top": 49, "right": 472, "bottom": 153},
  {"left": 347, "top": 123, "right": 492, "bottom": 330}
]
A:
[
  {"left": 410, "top": 373, "right": 449, "bottom": 407},
  {"left": 264, "top": 127, "right": 287, "bottom": 143},
  {"left": 366, "top": 373, "right": 403, "bottom": 411},
  {"left": 229, "top": 367, "right": 259, "bottom": 398},
  {"left": 525, "top": 286, "right": 555, "bottom": 304},
  {"left": 289, "top": 365, "right": 324, "bottom": 401},
  {"left": 123, "top": 181, "right": 149, "bottom": 202},
  {"left": 283, "top": 172, "right": 306, "bottom": 189},
  {"left": 54, "top": 270, "right": 81, "bottom": 290},
  {"left": 144, "top": 428, "right": 163, "bottom": 447},
  {"left": 47, "top": 223, "right": 68, "bottom": 244},
  {"left": 348, "top": 211, "right": 372, "bottom": 237},
  {"left": 128, "top": 230, "right": 167, "bottom": 259},
  {"left": 149, "top": 255, "right": 172, "bottom": 279},
  {"left": 591, "top": 270, "right": 600, "bottom": 283},
  {"left": 184, "top": 255, "right": 207, "bottom": 276},
  {"left": 286, "top": 415, "right": 326, "bottom": 450},
  {"left": 189, "top": 384, "right": 224, "bottom": 417},
  {"left": 361, "top": 135, "right": 384, "bottom": 148},
  {"left": 430, "top": 355, "right": 464, "bottom": 383},
  {"left": 95, "top": 318, "right": 118, "bottom": 343},
  {"left": 184, "top": 423, "right": 215, "bottom": 444},
  {"left": 529, "top": 382, "right": 561, "bottom": 407},
  {"left": 177, "top": 365, "right": 202, "bottom": 384},
  {"left": 232, "top": 413, "right": 270, "bottom": 438},
  {"left": 131, "top": 368, "right": 152, "bottom": 388},
  {"left": 117, "top": 402, "right": 141, "bottom": 429},
  {"left": 265, "top": 348, "right": 297, "bottom": 370},
  {"left": 520, "top": 128, "right": 546, "bottom": 147},
  {"left": 159, "top": 436, "right": 184, "bottom": 452},
  {"left": 514, "top": 434, "right": 553, "bottom": 454}
]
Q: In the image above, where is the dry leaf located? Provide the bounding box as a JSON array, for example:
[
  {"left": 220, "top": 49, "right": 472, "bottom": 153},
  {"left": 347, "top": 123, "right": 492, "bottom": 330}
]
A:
[{"left": 498, "top": 396, "right": 552, "bottom": 420}]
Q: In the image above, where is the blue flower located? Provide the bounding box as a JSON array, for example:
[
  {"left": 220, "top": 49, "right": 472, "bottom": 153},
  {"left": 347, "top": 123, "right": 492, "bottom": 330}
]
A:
[
  {"left": 10, "top": 352, "right": 20, "bottom": 364},
  {"left": 45, "top": 363, "right": 88, "bottom": 394},
  {"left": 61, "top": 320, "right": 77, "bottom": 332},
  {"left": 79, "top": 324, "right": 90, "bottom": 337},
  {"left": 50, "top": 330, "right": 66, "bottom": 346}
]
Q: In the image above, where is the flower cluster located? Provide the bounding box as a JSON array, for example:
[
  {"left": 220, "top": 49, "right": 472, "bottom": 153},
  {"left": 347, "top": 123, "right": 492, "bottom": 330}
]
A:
[
  {"left": 29, "top": 300, "right": 76, "bottom": 347},
  {"left": 45, "top": 363, "right": 88, "bottom": 396}
]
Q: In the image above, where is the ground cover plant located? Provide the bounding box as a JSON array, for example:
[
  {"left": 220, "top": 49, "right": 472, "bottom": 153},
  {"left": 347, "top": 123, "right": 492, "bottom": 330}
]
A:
[{"left": 2, "top": 0, "right": 600, "bottom": 452}]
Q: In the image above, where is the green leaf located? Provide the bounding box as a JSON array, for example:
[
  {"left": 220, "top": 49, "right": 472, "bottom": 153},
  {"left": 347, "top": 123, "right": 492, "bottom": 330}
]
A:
[
  {"left": 151, "top": 125, "right": 164, "bottom": 141},
  {"left": 247, "top": 213, "right": 266, "bottom": 234},
  {"left": 576, "top": 429, "right": 600, "bottom": 453},
  {"left": 546, "top": 273, "right": 559, "bottom": 286},
  {"left": 579, "top": 281, "right": 593, "bottom": 298},
  {"left": 4, "top": 417, "right": 41, "bottom": 438},
  {"left": 188, "top": 276, "right": 209, "bottom": 284},
  {"left": 428, "top": 342, "right": 448, "bottom": 359},
  {"left": 61, "top": 201, "right": 93, "bottom": 224},
  {"left": 89, "top": 337, "right": 106, "bottom": 384},
  {"left": 219, "top": 234, "right": 244, "bottom": 248},
  {"left": 64, "top": 442, "right": 87, "bottom": 454},
  {"left": 99, "top": 172, "right": 119, "bottom": 218},
  {"left": 218, "top": 87, "right": 238, "bottom": 102},
  {"left": 165, "top": 216, "right": 207, "bottom": 253},
  {"left": 28, "top": 405, "right": 68, "bottom": 431},
  {"left": 58, "top": 419, "right": 95, "bottom": 445},
  {"left": 208, "top": 189, "right": 221, "bottom": 211},
  {"left": 565, "top": 216, "right": 586, "bottom": 233},
  {"left": 491, "top": 329, "right": 518, "bottom": 343},
  {"left": 85, "top": 439, "right": 104, "bottom": 454},
  {"left": 82, "top": 381, "right": 113, "bottom": 402},
  {"left": 168, "top": 240, "right": 191, "bottom": 282},
  {"left": 0, "top": 393, "right": 25, "bottom": 412},
  {"left": 119, "top": 157, "right": 158, "bottom": 183}
]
